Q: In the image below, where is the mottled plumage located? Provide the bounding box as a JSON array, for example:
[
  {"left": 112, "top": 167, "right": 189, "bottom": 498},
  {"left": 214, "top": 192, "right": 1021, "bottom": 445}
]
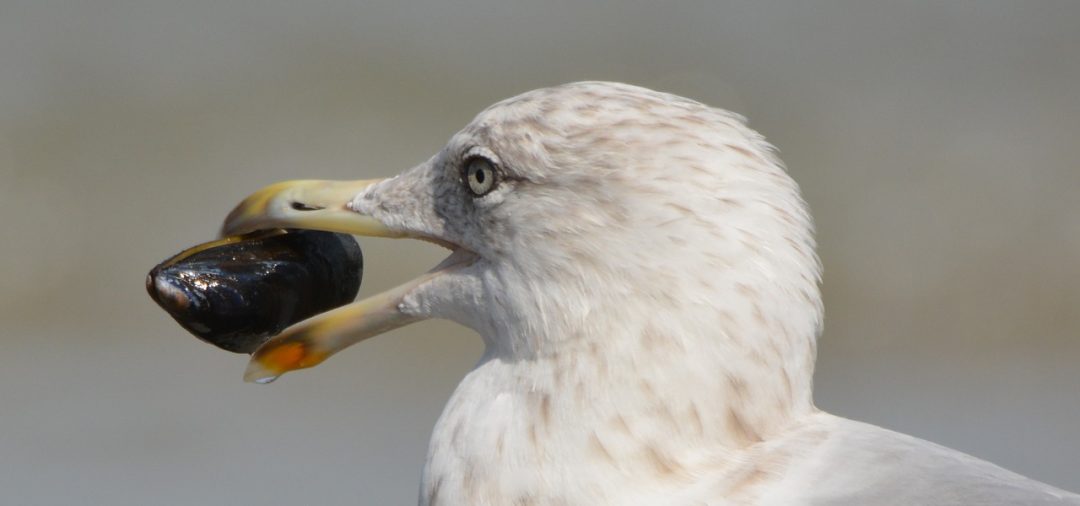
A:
[{"left": 223, "top": 82, "right": 1080, "bottom": 505}]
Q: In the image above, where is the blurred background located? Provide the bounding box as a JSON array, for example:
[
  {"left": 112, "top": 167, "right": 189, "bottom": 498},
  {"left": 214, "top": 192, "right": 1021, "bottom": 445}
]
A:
[{"left": 1, "top": 1, "right": 1078, "bottom": 503}]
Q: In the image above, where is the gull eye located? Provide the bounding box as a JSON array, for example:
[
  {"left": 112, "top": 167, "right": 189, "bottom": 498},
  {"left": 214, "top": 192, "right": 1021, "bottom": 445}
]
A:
[{"left": 464, "top": 156, "right": 499, "bottom": 197}]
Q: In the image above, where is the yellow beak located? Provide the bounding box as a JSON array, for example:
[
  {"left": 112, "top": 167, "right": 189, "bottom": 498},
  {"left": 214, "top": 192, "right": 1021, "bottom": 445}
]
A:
[
  {"left": 221, "top": 179, "right": 401, "bottom": 238},
  {"left": 221, "top": 179, "right": 446, "bottom": 384}
]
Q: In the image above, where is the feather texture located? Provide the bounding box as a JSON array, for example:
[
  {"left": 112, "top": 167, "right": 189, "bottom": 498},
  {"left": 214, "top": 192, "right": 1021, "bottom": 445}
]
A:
[{"left": 341, "top": 82, "right": 1078, "bottom": 505}]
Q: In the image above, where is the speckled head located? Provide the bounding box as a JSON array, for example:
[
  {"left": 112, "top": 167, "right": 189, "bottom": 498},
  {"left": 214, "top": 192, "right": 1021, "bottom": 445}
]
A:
[{"left": 220, "top": 82, "right": 822, "bottom": 407}]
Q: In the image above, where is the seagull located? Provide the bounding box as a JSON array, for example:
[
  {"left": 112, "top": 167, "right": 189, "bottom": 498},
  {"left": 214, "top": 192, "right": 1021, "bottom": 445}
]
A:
[{"left": 220, "top": 82, "right": 1079, "bottom": 505}]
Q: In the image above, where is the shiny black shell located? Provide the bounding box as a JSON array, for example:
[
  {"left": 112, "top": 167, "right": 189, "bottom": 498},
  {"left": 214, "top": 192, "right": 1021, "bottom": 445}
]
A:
[{"left": 147, "top": 229, "right": 362, "bottom": 353}]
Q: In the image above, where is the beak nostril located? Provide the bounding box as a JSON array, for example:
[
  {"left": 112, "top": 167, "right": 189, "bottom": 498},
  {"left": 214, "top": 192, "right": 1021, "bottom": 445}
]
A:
[{"left": 290, "top": 201, "right": 323, "bottom": 212}]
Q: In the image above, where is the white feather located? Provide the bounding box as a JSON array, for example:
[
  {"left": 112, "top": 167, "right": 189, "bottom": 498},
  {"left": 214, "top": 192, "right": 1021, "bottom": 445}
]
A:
[{"left": 349, "top": 82, "right": 1079, "bottom": 505}]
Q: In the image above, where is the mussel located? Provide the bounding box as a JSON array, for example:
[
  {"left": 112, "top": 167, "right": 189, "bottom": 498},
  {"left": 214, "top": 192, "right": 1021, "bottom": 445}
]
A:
[{"left": 147, "top": 229, "right": 363, "bottom": 354}]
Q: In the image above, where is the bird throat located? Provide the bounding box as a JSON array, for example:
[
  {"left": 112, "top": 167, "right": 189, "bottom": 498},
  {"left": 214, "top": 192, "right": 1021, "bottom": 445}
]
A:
[{"left": 420, "top": 307, "right": 815, "bottom": 505}]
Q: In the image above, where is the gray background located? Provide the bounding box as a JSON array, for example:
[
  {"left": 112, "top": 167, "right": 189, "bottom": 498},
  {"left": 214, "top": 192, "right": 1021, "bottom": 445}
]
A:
[{"left": 1, "top": 1, "right": 1077, "bottom": 504}]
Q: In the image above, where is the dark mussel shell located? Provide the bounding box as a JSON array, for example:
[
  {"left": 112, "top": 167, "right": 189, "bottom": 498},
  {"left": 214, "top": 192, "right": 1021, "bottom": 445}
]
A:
[{"left": 147, "top": 229, "right": 362, "bottom": 354}]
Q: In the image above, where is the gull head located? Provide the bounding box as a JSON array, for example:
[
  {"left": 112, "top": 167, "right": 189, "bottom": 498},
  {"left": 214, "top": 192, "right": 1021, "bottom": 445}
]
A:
[{"left": 222, "top": 81, "right": 822, "bottom": 395}]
